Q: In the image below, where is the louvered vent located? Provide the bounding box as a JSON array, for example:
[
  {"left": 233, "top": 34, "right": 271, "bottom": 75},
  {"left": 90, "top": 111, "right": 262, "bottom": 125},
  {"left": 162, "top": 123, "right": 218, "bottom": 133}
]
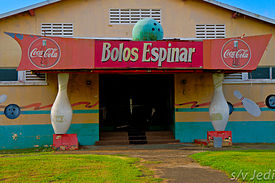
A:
[
  {"left": 224, "top": 73, "right": 242, "bottom": 80},
  {"left": 196, "top": 24, "right": 225, "bottom": 39},
  {"left": 224, "top": 72, "right": 248, "bottom": 82},
  {"left": 25, "top": 71, "right": 46, "bottom": 82},
  {"left": 41, "top": 23, "right": 73, "bottom": 37},
  {"left": 109, "top": 9, "right": 161, "bottom": 24}
]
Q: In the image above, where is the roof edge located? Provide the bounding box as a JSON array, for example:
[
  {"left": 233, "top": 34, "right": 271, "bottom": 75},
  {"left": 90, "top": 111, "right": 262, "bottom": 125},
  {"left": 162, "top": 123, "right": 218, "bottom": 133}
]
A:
[
  {"left": 203, "top": 0, "right": 275, "bottom": 25},
  {"left": 0, "top": 0, "right": 61, "bottom": 19}
]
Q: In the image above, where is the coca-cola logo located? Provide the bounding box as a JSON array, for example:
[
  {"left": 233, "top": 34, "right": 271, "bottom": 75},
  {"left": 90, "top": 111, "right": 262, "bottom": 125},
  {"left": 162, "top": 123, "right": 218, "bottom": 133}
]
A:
[
  {"left": 221, "top": 39, "right": 251, "bottom": 69},
  {"left": 28, "top": 38, "right": 61, "bottom": 69}
]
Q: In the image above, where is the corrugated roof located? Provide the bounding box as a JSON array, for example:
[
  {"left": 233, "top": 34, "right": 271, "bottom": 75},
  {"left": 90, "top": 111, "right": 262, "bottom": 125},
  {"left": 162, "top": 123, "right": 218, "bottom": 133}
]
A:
[
  {"left": 0, "top": 0, "right": 274, "bottom": 25},
  {"left": 203, "top": 0, "right": 275, "bottom": 25}
]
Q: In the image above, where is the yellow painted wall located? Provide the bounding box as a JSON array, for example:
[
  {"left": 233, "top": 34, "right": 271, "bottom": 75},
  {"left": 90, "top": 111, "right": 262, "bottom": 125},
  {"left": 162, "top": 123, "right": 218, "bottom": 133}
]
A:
[
  {"left": 175, "top": 73, "right": 213, "bottom": 103},
  {"left": 175, "top": 73, "right": 213, "bottom": 122},
  {"left": 0, "top": 73, "right": 99, "bottom": 125},
  {"left": 0, "top": 0, "right": 274, "bottom": 125},
  {"left": 223, "top": 83, "right": 275, "bottom": 122},
  {"left": 175, "top": 73, "right": 275, "bottom": 123}
]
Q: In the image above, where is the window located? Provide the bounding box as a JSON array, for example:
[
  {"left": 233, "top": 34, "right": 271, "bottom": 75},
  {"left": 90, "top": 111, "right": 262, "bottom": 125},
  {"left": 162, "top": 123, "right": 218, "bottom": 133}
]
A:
[
  {"left": 272, "top": 68, "right": 275, "bottom": 79},
  {"left": 109, "top": 9, "right": 161, "bottom": 24},
  {"left": 41, "top": 23, "right": 73, "bottom": 37},
  {"left": 196, "top": 24, "right": 226, "bottom": 39},
  {"left": 0, "top": 69, "right": 47, "bottom": 85},
  {"left": 0, "top": 69, "right": 18, "bottom": 81},
  {"left": 224, "top": 67, "right": 275, "bottom": 83},
  {"left": 249, "top": 67, "right": 270, "bottom": 79}
]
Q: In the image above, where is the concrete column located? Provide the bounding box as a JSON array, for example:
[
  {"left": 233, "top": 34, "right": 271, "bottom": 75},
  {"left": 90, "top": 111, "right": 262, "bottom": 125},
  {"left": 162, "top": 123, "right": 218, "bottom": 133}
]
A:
[
  {"left": 209, "top": 73, "right": 229, "bottom": 131},
  {"left": 51, "top": 73, "right": 73, "bottom": 134}
]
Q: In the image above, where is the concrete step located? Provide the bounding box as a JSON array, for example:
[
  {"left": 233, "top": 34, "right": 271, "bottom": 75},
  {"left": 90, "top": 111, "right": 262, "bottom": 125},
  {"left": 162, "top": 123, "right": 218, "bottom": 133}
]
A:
[
  {"left": 146, "top": 131, "right": 175, "bottom": 140},
  {"left": 129, "top": 140, "right": 147, "bottom": 145},
  {"left": 95, "top": 140, "right": 129, "bottom": 145},
  {"left": 128, "top": 136, "right": 147, "bottom": 140},
  {"left": 146, "top": 135, "right": 174, "bottom": 140},
  {"left": 147, "top": 139, "right": 180, "bottom": 144},
  {"left": 97, "top": 130, "right": 177, "bottom": 145},
  {"left": 96, "top": 139, "right": 180, "bottom": 145},
  {"left": 99, "top": 132, "right": 128, "bottom": 140},
  {"left": 146, "top": 131, "right": 174, "bottom": 136},
  {"left": 99, "top": 137, "right": 129, "bottom": 140},
  {"left": 100, "top": 132, "right": 128, "bottom": 137}
]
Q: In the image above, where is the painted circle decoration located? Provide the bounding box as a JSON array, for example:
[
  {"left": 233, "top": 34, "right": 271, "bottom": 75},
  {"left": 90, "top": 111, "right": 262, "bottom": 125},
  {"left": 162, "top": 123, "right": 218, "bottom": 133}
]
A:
[
  {"left": 4, "top": 104, "right": 21, "bottom": 119},
  {"left": 28, "top": 38, "right": 61, "bottom": 69},
  {"left": 227, "top": 102, "right": 234, "bottom": 115},
  {"left": 221, "top": 39, "right": 251, "bottom": 69},
  {"left": 265, "top": 95, "right": 275, "bottom": 109}
]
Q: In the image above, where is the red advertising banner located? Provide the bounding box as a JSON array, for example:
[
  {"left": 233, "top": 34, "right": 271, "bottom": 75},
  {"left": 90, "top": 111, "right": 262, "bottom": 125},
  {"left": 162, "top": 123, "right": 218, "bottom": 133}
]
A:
[
  {"left": 94, "top": 40, "right": 203, "bottom": 69},
  {"left": 5, "top": 32, "right": 271, "bottom": 71},
  {"left": 5, "top": 33, "right": 95, "bottom": 71},
  {"left": 203, "top": 34, "right": 272, "bottom": 70}
]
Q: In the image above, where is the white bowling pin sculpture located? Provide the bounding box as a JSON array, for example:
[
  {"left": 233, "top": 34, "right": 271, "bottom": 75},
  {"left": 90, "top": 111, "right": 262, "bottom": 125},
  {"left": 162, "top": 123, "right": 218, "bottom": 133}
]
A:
[
  {"left": 209, "top": 73, "right": 229, "bottom": 131},
  {"left": 234, "top": 90, "right": 261, "bottom": 117},
  {"left": 0, "top": 94, "right": 7, "bottom": 104},
  {"left": 51, "top": 73, "right": 72, "bottom": 134}
]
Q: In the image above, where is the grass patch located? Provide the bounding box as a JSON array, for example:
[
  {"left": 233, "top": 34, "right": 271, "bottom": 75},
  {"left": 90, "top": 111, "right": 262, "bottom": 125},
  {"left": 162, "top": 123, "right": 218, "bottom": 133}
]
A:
[
  {"left": 0, "top": 150, "right": 161, "bottom": 183},
  {"left": 0, "top": 147, "right": 53, "bottom": 154},
  {"left": 231, "top": 146, "right": 241, "bottom": 148},
  {"left": 190, "top": 150, "right": 275, "bottom": 183}
]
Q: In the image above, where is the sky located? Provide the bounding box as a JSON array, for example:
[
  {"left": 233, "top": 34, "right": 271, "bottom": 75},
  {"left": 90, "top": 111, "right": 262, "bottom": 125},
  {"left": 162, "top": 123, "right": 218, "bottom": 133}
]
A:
[{"left": 0, "top": 0, "right": 274, "bottom": 20}]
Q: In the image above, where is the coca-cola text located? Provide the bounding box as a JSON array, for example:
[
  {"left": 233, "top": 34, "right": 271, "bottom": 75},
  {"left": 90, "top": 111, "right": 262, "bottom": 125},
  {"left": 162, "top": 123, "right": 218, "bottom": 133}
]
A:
[
  {"left": 223, "top": 49, "right": 249, "bottom": 59},
  {"left": 30, "top": 48, "right": 58, "bottom": 58}
]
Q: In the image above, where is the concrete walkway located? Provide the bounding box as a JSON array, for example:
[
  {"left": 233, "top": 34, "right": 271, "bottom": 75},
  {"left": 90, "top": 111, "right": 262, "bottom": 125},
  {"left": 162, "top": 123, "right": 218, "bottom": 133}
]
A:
[{"left": 56, "top": 144, "right": 251, "bottom": 183}]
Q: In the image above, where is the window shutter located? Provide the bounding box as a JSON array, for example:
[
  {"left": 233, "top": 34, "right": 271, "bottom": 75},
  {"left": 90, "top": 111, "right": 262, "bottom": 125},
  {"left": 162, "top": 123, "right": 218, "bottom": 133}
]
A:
[
  {"left": 25, "top": 71, "right": 46, "bottom": 82},
  {"left": 18, "top": 71, "right": 46, "bottom": 82},
  {"left": 109, "top": 9, "right": 161, "bottom": 24},
  {"left": 41, "top": 23, "right": 73, "bottom": 37},
  {"left": 224, "top": 73, "right": 248, "bottom": 82},
  {"left": 196, "top": 24, "right": 226, "bottom": 39}
]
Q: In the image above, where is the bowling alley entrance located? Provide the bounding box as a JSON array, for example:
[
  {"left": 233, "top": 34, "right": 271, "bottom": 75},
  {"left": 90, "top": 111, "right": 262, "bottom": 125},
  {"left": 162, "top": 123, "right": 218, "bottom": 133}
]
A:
[{"left": 98, "top": 74, "right": 176, "bottom": 144}]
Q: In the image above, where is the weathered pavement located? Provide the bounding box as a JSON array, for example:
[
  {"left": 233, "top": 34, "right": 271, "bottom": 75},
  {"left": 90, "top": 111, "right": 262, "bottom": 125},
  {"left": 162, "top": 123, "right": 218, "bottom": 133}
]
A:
[{"left": 55, "top": 143, "right": 252, "bottom": 183}]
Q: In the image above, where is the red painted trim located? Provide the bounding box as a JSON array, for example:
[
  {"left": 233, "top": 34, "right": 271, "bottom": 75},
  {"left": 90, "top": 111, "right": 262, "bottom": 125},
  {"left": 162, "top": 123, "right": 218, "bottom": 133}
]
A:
[{"left": 33, "top": 69, "right": 205, "bottom": 74}]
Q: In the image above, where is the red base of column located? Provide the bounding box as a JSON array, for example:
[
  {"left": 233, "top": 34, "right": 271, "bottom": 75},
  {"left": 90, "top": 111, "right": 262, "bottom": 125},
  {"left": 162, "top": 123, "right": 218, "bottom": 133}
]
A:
[
  {"left": 207, "top": 131, "right": 232, "bottom": 146},
  {"left": 194, "top": 131, "right": 232, "bottom": 147},
  {"left": 194, "top": 139, "right": 208, "bottom": 146},
  {"left": 52, "top": 134, "right": 79, "bottom": 150}
]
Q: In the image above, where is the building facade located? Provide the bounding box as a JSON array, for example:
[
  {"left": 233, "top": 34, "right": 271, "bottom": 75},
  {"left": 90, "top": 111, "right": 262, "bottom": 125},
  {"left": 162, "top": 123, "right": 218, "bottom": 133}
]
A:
[{"left": 0, "top": 0, "right": 274, "bottom": 149}]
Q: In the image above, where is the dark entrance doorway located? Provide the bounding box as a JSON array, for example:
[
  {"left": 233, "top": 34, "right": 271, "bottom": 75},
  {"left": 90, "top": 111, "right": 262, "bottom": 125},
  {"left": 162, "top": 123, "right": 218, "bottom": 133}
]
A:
[{"left": 99, "top": 74, "right": 174, "bottom": 133}]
